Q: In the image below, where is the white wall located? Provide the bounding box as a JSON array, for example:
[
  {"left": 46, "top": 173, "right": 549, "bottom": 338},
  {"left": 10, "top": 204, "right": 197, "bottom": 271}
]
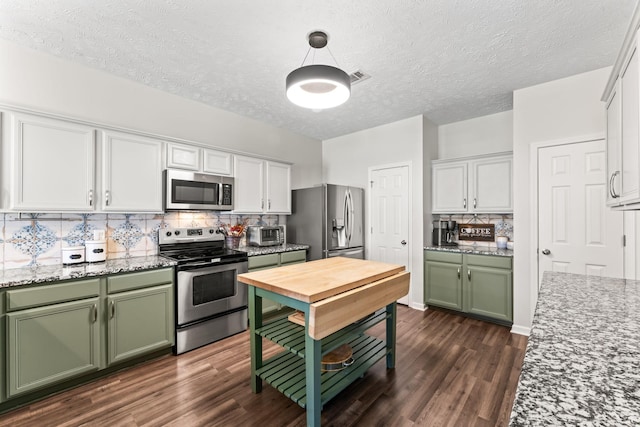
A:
[
  {"left": 438, "top": 111, "right": 513, "bottom": 159},
  {"left": 512, "top": 67, "right": 612, "bottom": 334},
  {"left": 322, "top": 115, "right": 430, "bottom": 309},
  {"left": 0, "top": 39, "right": 322, "bottom": 189}
]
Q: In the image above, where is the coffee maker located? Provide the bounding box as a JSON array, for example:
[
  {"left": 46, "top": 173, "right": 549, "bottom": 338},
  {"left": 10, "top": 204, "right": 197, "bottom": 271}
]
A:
[{"left": 432, "top": 219, "right": 457, "bottom": 246}]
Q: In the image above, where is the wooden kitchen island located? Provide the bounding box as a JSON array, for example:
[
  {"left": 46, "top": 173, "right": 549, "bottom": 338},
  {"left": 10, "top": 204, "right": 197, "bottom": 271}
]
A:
[{"left": 238, "top": 257, "right": 410, "bottom": 427}]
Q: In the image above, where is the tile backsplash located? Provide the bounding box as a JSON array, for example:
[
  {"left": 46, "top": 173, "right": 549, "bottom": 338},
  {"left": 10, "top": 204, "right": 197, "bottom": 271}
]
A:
[{"left": 0, "top": 212, "right": 283, "bottom": 269}]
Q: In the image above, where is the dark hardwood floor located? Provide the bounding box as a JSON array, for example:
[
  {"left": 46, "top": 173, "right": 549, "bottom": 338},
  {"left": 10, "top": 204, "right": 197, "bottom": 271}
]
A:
[{"left": 0, "top": 306, "right": 527, "bottom": 427}]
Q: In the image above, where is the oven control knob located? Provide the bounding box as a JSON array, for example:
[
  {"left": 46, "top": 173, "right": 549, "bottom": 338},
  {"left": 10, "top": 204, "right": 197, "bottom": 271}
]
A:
[
  {"left": 209, "top": 229, "right": 215, "bottom": 234},
  {"left": 175, "top": 230, "right": 181, "bottom": 236},
  {"left": 165, "top": 231, "right": 172, "bottom": 237}
]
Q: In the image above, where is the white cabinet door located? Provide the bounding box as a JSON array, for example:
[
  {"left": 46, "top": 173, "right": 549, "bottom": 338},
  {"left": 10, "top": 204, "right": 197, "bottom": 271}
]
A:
[
  {"left": 432, "top": 162, "right": 467, "bottom": 213},
  {"left": 606, "top": 81, "right": 622, "bottom": 206},
  {"left": 265, "top": 161, "right": 291, "bottom": 214},
  {"left": 166, "top": 143, "right": 200, "bottom": 171},
  {"left": 620, "top": 38, "right": 640, "bottom": 204},
  {"left": 233, "top": 155, "right": 264, "bottom": 213},
  {"left": 101, "top": 130, "right": 163, "bottom": 212},
  {"left": 203, "top": 149, "right": 233, "bottom": 176},
  {"left": 10, "top": 113, "right": 95, "bottom": 211},
  {"left": 470, "top": 155, "right": 512, "bottom": 213}
]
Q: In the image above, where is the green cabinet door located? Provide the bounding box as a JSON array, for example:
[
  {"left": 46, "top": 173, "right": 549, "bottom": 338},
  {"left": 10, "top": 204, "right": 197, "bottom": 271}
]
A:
[
  {"left": 7, "top": 298, "right": 101, "bottom": 397},
  {"left": 465, "top": 266, "right": 513, "bottom": 322},
  {"left": 425, "top": 260, "right": 463, "bottom": 311},
  {"left": 107, "top": 284, "right": 173, "bottom": 365}
]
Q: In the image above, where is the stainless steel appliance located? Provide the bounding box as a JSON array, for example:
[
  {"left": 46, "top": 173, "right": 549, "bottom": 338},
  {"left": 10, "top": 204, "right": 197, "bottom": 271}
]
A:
[
  {"left": 287, "top": 184, "right": 364, "bottom": 260},
  {"left": 159, "top": 227, "right": 248, "bottom": 354},
  {"left": 164, "top": 169, "right": 234, "bottom": 211},
  {"left": 432, "top": 220, "right": 457, "bottom": 246},
  {"left": 246, "top": 225, "right": 285, "bottom": 247}
]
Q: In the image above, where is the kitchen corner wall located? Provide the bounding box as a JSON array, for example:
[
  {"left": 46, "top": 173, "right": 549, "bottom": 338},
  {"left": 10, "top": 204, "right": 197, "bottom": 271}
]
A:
[{"left": 0, "top": 212, "right": 282, "bottom": 269}]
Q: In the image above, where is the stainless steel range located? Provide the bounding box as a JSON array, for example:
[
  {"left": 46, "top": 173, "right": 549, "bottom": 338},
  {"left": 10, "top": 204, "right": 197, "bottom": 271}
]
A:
[{"left": 159, "top": 227, "right": 248, "bottom": 355}]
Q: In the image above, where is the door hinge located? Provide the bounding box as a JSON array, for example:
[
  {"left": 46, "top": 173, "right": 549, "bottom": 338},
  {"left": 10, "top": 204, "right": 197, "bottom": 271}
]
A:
[
  {"left": 371, "top": 226, "right": 373, "bottom": 234},
  {"left": 623, "top": 234, "right": 626, "bottom": 247},
  {"left": 370, "top": 180, "right": 374, "bottom": 188}
]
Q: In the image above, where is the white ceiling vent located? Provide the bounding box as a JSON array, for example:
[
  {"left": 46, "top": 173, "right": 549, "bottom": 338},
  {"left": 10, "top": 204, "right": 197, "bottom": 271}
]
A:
[{"left": 349, "top": 69, "right": 371, "bottom": 85}]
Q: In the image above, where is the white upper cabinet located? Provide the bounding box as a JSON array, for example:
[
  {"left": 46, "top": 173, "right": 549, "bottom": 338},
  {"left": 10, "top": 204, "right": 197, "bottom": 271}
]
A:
[
  {"left": 166, "top": 142, "right": 233, "bottom": 176},
  {"left": 233, "top": 155, "right": 291, "bottom": 214},
  {"left": 606, "top": 80, "right": 622, "bottom": 206},
  {"left": 432, "top": 153, "right": 512, "bottom": 214},
  {"left": 603, "top": 9, "right": 640, "bottom": 210},
  {"left": 265, "top": 161, "right": 292, "bottom": 213},
  {"left": 432, "top": 161, "right": 468, "bottom": 213},
  {"left": 100, "top": 130, "right": 164, "bottom": 213},
  {"left": 8, "top": 113, "right": 95, "bottom": 212}
]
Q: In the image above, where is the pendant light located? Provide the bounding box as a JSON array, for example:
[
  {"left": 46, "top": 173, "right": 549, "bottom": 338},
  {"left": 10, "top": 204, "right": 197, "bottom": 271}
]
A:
[{"left": 286, "top": 31, "right": 351, "bottom": 110}]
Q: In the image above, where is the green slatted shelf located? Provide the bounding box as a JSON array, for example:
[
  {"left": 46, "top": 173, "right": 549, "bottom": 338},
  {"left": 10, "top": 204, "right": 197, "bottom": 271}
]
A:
[
  {"left": 255, "top": 334, "right": 388, "bottom": 409},
  {"left": 255, "top": 309, "right": 389, "bottom": 358}
]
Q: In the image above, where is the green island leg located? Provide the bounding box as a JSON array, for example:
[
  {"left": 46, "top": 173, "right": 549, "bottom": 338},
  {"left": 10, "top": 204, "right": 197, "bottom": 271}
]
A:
[
  {"left": 249, "top": 285, "right": 263, "bottom": 393},
  {"left": 386, "top": 302, "right": 397, "bottom": 369},
  {"left": 305, "top": 315, "right": 322, "bottom": 427}
]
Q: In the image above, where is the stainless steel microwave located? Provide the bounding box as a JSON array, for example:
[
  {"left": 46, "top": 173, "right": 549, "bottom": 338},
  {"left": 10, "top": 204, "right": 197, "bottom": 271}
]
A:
[{"left": 164, "top": 169, "right": 234, "bottom": 211}]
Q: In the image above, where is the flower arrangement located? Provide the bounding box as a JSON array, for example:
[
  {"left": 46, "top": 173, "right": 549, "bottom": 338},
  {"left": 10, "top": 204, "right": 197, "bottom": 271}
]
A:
[{"left": 221, "top": 218, "right": 249, "bottom": 237}]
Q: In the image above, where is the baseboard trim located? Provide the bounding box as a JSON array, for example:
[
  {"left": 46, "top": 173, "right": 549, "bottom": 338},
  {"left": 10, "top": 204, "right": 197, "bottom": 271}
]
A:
[{"left": 510, "top": 324, "right": 531, "bottom": 336}]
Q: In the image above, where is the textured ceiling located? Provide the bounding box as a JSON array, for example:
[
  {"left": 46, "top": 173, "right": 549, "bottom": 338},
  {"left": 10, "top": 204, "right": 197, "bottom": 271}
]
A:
[{"left": 0, "top": 0, "right": 636, "bottom": 140}]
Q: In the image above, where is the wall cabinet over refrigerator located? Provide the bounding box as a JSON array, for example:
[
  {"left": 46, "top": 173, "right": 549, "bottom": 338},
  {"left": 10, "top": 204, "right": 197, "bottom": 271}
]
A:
[
  {"left": 166, "top": 142, "right": 233, "bottom": 176},
  {"left": 233, "top": 155, "right": 291, "bottom": 214},
  {"left": 432, "top": 152, "right": 513, "bottom": 214}
]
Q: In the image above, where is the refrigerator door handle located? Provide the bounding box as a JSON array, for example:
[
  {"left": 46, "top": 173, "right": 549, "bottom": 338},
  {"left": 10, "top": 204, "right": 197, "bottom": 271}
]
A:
[
  {"left": 347, "top": 189, "right": 354, "bottom": 242},
  {"left": 343, "top": 189, "right": 350, "bottom": 245}
]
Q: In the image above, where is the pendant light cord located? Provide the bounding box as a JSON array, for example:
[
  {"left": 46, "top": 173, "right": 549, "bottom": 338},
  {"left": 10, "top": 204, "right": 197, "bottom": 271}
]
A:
[{"left": 299, "top": 46, "right": 341, "bottom": 68}]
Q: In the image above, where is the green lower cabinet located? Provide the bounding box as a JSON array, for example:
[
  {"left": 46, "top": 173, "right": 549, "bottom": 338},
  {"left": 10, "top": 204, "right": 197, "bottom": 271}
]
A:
[
  {"left": 107, "top": 284, "right": 173, "bottom": 365},
  {"left": 424, "top": 260, "right": 463, "bottom": 311},
  {"left": 424, "top": 250, "right": 513, "bottom": 324},
  {"left": 6, "top": 297, "right": 101, "bottom": 397},
  {"left": 465, "top": 266, "right": 512, "bottom": 322}
]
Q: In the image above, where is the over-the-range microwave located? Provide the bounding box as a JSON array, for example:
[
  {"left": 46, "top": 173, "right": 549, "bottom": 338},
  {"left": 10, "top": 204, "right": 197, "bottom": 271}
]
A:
[{"left": 164, "top": 169, "right": 234, "bottom": 211}]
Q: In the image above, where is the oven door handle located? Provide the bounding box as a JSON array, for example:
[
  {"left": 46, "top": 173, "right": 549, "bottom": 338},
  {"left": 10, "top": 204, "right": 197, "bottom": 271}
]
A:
[{"left": 180, "top": 260, "right": 223, "bottom": 268}]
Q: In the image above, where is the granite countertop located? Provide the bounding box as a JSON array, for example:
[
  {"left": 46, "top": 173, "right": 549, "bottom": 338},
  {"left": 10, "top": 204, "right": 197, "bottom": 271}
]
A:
[
  {"left": 0, "top": 256, "right": 176, "bottom": 289},
  {"left": 238, "top": 243, "right": 310, "bottom": 257},
  {"left": 510, "top": 272, "right": 640, "bottom": 426},
  {"left": 424, "top": 245, "right": 513, "bottom": 257}
]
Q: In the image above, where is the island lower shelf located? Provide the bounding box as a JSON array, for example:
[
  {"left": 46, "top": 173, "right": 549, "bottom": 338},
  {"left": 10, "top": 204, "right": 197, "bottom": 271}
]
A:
[{"left": 256, "top": 334, "right": 388, "bottom": 409}]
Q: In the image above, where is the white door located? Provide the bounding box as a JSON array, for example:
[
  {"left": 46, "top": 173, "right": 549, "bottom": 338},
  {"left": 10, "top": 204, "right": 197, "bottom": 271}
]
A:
[
  {"left": 538, "top": 140, "right": 623, "bottom": 282},
  {"left": 370, "top": 165, "right": 410, "bottom": 304},
  {"left": 233, "top": 155, "right": 264, "bottom": 213}
]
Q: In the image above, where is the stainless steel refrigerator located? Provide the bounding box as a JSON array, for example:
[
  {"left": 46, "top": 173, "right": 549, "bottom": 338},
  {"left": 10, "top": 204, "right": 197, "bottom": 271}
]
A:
[{"left": 287, "top": 184, "right": 364, "bottom": 261}]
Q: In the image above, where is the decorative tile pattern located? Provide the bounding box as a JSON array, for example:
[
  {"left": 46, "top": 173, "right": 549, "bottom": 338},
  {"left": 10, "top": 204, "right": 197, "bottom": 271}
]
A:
[{"left": 10, "top": 222, "right": 58, "bottom": 265}]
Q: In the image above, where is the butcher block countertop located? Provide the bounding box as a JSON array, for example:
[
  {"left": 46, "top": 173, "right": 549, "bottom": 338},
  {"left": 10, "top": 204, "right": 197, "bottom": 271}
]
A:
[{"left": 238, "top": 257, "right": 405, "bottom": 303}]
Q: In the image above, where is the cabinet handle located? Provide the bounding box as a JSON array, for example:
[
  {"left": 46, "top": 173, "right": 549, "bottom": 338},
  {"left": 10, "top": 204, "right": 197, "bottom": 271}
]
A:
[
  {"left": 92, "top": 304, "right": 97, "bottom": 323},
  {"left": 105, "top": 190, "right": 110, "bottom": 206},
  {"left": 467, "top": 269, "right": 471, "bottom": 281},
  {"left": 457, "top": 267, "right": 460, "bottom": 279},
  {"left": 473, "top": 198, "right": 477, "bottom": 209},
  {"left": 261, "top": 199, "right": 264, "bottom": 209},
  {"left": 610, "top": 171, "right": 620, "bottom": 198},
  {"left": 89, "top": 190, "right": 93, "bottom": 206},
  {"left": 463, "top": 198, "right": 467, "bottom": 209},
  {"left": 110, "top": 300, "right": 115, "bottom": 319}
]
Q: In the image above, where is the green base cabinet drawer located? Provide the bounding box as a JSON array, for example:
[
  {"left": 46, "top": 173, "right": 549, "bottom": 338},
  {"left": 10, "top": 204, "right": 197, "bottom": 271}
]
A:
[
  {"left": 6, "top": 279, "right": 100, "bottom": 311},
  {"left": 107, "top": 284, "right": 174, "bottom": 365},
  {"left": 280, "top": 250, "right": 307, "bottom": 265},
  {"left": 107, "top": 268, "right": 173, "bottom": 294},
  {"left": 7, "top": 298, "right": 101, "bottom": 397}
]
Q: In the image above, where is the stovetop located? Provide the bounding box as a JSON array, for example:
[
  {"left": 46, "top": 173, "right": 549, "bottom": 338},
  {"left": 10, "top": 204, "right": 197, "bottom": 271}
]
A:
[{"left": 158, "top": 227, "right": 248, "bottom": 265}]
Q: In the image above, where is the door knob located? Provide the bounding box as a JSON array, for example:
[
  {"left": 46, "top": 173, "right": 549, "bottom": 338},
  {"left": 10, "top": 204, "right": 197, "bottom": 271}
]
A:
[
  {"left": 401, "top": 240, "right": 407, "bottom": 245},
  {"left": 542, "top": 249, "right": 551, "bottom": 255}
]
